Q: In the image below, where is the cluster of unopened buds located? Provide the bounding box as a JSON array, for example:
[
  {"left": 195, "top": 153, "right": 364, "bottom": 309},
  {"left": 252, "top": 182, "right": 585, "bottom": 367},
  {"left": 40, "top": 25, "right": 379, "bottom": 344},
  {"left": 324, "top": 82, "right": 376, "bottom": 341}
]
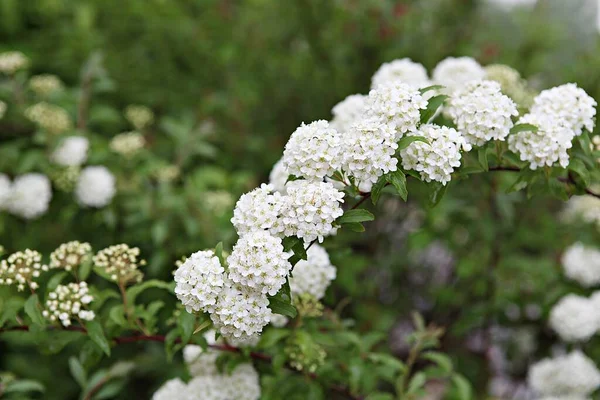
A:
[
  {"left": 49, "top": 241, "right": 92, "bottom": 272},
  {"left": 24, "top": 102, "right": 73, "bottom": 135},
  {"left": 110, "top": 131, "right": 146, "bottom": 157},
  {"left": 42, "top": 282, "right": 95, "bottom": 327},
  {"left": 93, "top": 244, "right": 145, "bottom": 285},
  {"left": 0, "top": 249, "right": 48, "bottom": 291}
]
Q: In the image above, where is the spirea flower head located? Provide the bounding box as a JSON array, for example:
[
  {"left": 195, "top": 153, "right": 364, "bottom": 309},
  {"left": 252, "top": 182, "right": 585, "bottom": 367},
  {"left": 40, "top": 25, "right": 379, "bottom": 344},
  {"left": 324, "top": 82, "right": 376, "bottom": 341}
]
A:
[
  {"left": 432, "top": 57, "right": 486, "bottom": 93},
  {"left": 29, "top": 74, "right": 64, "bottom": 96},
  {"left": 0, "top": 51, "right": 29, "bottom": 74},
  {"left": 270, "top": 313, "right": 288, "bottom": 328},
  {"left": 51, "top": 136, "right": 89, "bottom": 167},
  {"left": 49, "top": 241, "right": 92, "bottom": 272},
  {"left": 548, "top": 294, "right": 599, "bottom": 342},
  {"left": 530, "top": 84, "right": 596, "bottom": 136},
  {"left": 184, "top": 344, "right": 220, "bottom": 377},
  {"left": 528, "top": 351, "right": 600, "bottom": 397},
  {"left": 152, "top": 378, "right": 187, "bottom": 400},
  {"left": 290, "top": 244, "right": 336, "bottom": 300},
  {"left": 365, "top": 82, "right": 427, "bottom": 139},
  {"left": 400, "top": 124, "right": 471, "bottom": 185},
  {"left": 225, "top": 363, "right": 261, "bottom": 400},
  {"left": 93, "top": 244, "right": 145, "bottom": 284},
  {"left": 371, "top": 58, "right": 430, "bottom": 89},
  {"left": 75, "top": 166, "right": 116, "bottom": 207},
  {"left": 6, "top": 173, "right": 52, "bottom": 219},
  {"left": 227, "top": 231, "right": 292, "bottom": 296},
  {"left": 231, "top": 184, "right": 286, "bottom": 236},
  {"left": 562, "top": 243, "right": 600, "bottom": 288},
  {"left": 446, "top": 80, "right": 518, "bottom": 146},
  {"left": 210, "top": 280, "right": 272, "bottom": 340},
  {"left": 154, "top": 164, "right": 180, "bottom": 183},
  {"left": 563, "top": 195, "right": 600, "bottom": 229},
  {"left": 174, "top": 250, "right": 225, "bottom": 313},
  {"left": 50, "top": 165, "right": 80, "bottom": 193},
  {"left": 268, "top": 158, "right": 289, "bottom": 194},
  {"left": 282, "top": 120, "right": 343, "bottom": 181},
  {"left": 485, "top": 64, "right": 534, "bottom": 108},
  {"left": 25, "top": 102, "right": 72, "bottom": 134},
  {"left": 330, "top": 94, "right": 367, "bottom": 133},
  {"left": 0, "top": 100, "right": 6, "bottom": 119},
  {"left": 274, "top": 180, "right": 345, "bottom": 243},
  {"left": 0, "top": 174, "right": 11, "bottom": 209},
  {"left": 0, "top": 249, "right": 48, "bottom": 291},
  {"left": 508, "top": 113, "right": 574, "bottom": 170},
  {"left": 341, "top": 118, "right": 398, "bottom": 192},
  {"left": 125, "top": 105, "right": 154, "bottom": 130},
  {"left": 42, "top": 282, "right": 95, "bottom": 327},
  {"left": 110, "top": 131, "right": 146, "bottom": 157}
]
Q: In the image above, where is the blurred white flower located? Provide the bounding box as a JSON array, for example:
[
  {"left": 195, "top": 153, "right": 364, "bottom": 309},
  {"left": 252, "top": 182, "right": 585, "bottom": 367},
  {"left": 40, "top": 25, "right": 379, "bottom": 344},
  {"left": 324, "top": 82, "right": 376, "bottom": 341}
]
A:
[
  {"left": 0, "top": 51, "right": 29, "bottom": 74},
  {"left": 330, "top": 94, "right": 367, "bottom": 133},
  {"left": 51, "top": 136, "right": 89, "bottom": 167},
  {"left": 562, "top": 243, "right": 600, "bottom": 287},
  {"left": 371, "top": 58, "right": 430, "bottom": 89},
  {"left": 6, "top": 173, "right": 52, "bottom": 219},
  {"left": 549, "top": 294, "right": 599, "bottom": 342},
  {"left": 432, "top": 57, "right": 486, "bottom": 93},
  {"left": 75, "top": 166, "right": 116, "bottom": 207}
]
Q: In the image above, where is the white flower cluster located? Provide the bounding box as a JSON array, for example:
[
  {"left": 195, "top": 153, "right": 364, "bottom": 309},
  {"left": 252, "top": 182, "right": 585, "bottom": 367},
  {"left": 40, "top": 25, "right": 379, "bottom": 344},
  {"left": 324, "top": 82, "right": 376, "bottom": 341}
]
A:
[
  {"left": 231, "top": 184, "right": 284, "bottom": 235},
  {"left": 29, "top": 74, "right": 64, "bottom": 96},
  {"left": 530, "top": 84, "right": 596, "bottom": 136},
  {"left": 282, "top": 120, "right": 343, "bottom": 181},
  {"left": 152, "top": 378, "right": 186, "bottom": 400},
  {"left": 400, "top": 124, "right": 471, "bottom": 185},
  {"left": 182, "top": 363, "right": 260, "bottom": 400},
  {"left": 508, "top": 113, "right": 574, "bottom": 169},
  {"left": 432, "top": 57, "right": 486, "bottom": 93},
  {"left": 93, "top": 244, "right": 145, "bottom": 284},
  {"left": 528, "top": 351, "right": 600, "bottom": 398},
  {"left": 0, "top": 51, "right": 29, "bottom": 74},
  {"left": 365, "top": 82, "right": 427, "bottom": 138},
  {"left": 75, "top": 166, "right": 116, "bottom": 207},
  {"left": 371, "top": 58, "right": 430, "bottom": 89},
  {"left": 562, "top": 243, "right": 600, "bottom": 287},
  {"left": 5, "top": 173, "right": 52, "bottom": 219},
  {"left": 49, "top": 241, "right": 92, "bottom": 272},
  {"left": 330, "top": 94, "right": 367, "bottom": 133},
  {"left": 42, "top": 282, "right": 95, "bottom": 327},
  {"left": 290, "top": 244, "right": 336, "bottom": 300},
  {"left": 125, "top": 105, "right": 154, "bottom": 130},
  {"left": 51, "top": 136, "right": 89, "bottom": 167},
  {"left": 110, "top": 131, "right": 146, "bottom": 157},
  {"left": 446, "top": 80, "right": 518, "bottom": 146},
  {"left": 184, "top": 343, "right": 220, "bottom": 378},
  {"left": 563, "top": 195, "right": 600, "bottom": 229},
  {"left": 174, "top": 250, "right": 225, "bottom": 313},
  {"left": 342, "top": 119, "right": 398, "bottom": 192},
  {"left": 0, "top": 100, "right": 6, "bottom": 119},
  {"left": 25, "top": 102, "right": 73, "bottom": 134},
  {"left": 0, "top": 249, "right": 48, "bottom": 291},
  {"left": 549, "top": 294, "right": 600, "bottom": 342}
]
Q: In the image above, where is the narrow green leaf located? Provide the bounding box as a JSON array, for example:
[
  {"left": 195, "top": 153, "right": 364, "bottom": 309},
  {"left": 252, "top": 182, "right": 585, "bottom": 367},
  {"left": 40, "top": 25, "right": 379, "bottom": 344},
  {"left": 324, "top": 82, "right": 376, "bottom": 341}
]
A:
[
  {"left": 193, "top": 319, "right": 212, "bottom": 335},
  {"left": 420, "top": 94, "right": 448, "bottom": 124},
  {"left": 452, "top": 374, "right": 473, "bottom": 400},
  {"left": 178, "top": 311, "right": 196, "bottom": 344},
  {"left": 108, "top": 305, "right": 128, "bottom": 327},
  {"left": 79, "top": 256, "right": 93, "bottom": 281},
  {"left": 568, "top": 158, "right": 591, "bottom": 188},
  {"left": 510, "top": 123, "right": 538, "bottom": 134},
  {"left": 419, "top": 84, "right": 445, "bottom": 94},
  {"left": 460, "top": 165, "right": 485, "bottom": 175},
  {"left": 126, "top": 280, "right": 174, "bottom": 306},
  {"left": 46, "top": 271, "right": 68, "bottom": 292},
  {"left": 24, "top": 294, "right": 45, "bottom": 327},
  {"left": 85, "top": 320, "right": 111, "bottom": 356},
  {"left": 69, "top": 356, "right": 87, "bottom": 388},
  {"left": 268, "top": 297, "right": 297, "bottom": 318},
  {"left": 214, "top": 242, "right": 225, "bottom": 266},
  {"left": 429, "top": 182, "right": 448, "bottom": 207},
  {"left": 422, "top": 351, "right": 453, "bottom": 373},
  {"left": 397, "top": 136, "right": 429, "bottom": 151},
  {"left": 337, "top": 209, "right": 375, "bottom": 224},
  {"left": 344, "top": 222, "right": 365, "bottom": 232},
  {"left": 407, "top": 372, "right": 427, "bottom": 394},
  {"left": 4, "top": 380, "right": 45, "bottom": 394},
  {"left": 370, "top": 175, "right": 387, "bottom": 205},
  {"left": 386, "top": 170, "right": 408, "bottom": 201}
]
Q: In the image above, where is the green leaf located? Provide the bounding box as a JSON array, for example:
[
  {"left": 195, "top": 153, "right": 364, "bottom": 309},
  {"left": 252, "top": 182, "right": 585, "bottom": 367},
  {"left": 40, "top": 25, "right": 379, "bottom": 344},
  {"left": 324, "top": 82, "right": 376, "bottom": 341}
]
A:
[
  {"left": 179, "top": 311, "right": 196, "bottom": 344},
  {"left": 4, "top": 380, "right": 45, "bottom": 394},
  {"left": 420, "top": 94, "right": 448, "bottom": 124},
  {"left": 0, "top": 297, "right": 25, "bottom": 326},
  {"left": 214, "top": 242, "right": 225, "bottom": 266},
  {"left": 337, "top": 209, "right": 375, "bottom": 224},
  {"left": 386, "top": 170, "right": 408, "bottom": 201},
  {"left": 268, "top": 297, "right": 297, "bottom": 318},
  {"left": 85, "top": 320, "right": 111, "bottom": 356},
  {"left": 407, "top": 371, "right": 427, "bottom": 394},
  {"left": 344, "top": 222, "right": 365, "bottom": 232},
  {"left": 367, "top": 353, "right": 405, "bottom": 373},
  {"left": 397, "top": 136, "right": 428, "bottom": 151},
  {"left": 568, "top": 158, "right": 591, "bottom": 188},
  {"left": 24, "top": 294, "right": 45, "bottom": 327},
  {"left": 283, "top": 236, "right": 308, "bottom": 266},
  {"left": 503, "top": 151, "right": 526, "bottom": 168},
  {"left": 46, "top": 271, "right": 68, "bottom": 292},
  {"left": 452, "top": 374, "right": 473, "bottom": 400},
  {"left": 478, "top": 147, "right": 488, "bottom": 171},
  {"left": 422, "top": 351, "right": 453, "bottom": 373},
  {"left": 428, "top": 182, "right": 448, "bottom": 207},
  {"left": 79, "top": 256, "right": 93, "bottom": 281},
  {"left": 460, "top": 165, "right": 484, "bottom": 175},
  {"left": 370, "top": 176, "right": 387, "bottom": 205},
  {"left": 510, "top": 123, "right": 538, "bottom": 134},
  {"left": 69, "top": 356, "right": 87, "bottom": 388},
  {"left": 259, "top": 328, "right": 291, "bottom": 348},
  {"left": 108, "top": 305, "right": 128, "bottom": 327},
  {"left": 125, "top": 280, "right": 174, "bottom": 306},
  {"left": 419, "top": 84, "right": 444, "bottom": 94},
  {"left": 549, "top": 179, "right": 569, "bottom": 201}
]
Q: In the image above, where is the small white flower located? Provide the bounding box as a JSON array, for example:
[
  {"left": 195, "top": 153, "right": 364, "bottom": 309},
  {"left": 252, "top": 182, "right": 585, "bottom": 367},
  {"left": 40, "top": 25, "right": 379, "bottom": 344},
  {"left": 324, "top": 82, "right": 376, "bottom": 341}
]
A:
[
  {"left": 174, "top": 250, "right": 226, "bottom": 313},
  {"left": 549, "top": 294, "right": 599, "bottom": 342},
  {"left": 6, "top": 173, "right": 52, "bottom": 219},
  {"left": 51, "top": 136, "right": 89, "bottom": 167},
  {"left": 75, "top": 166, "right": 116, "bottom": 207}
]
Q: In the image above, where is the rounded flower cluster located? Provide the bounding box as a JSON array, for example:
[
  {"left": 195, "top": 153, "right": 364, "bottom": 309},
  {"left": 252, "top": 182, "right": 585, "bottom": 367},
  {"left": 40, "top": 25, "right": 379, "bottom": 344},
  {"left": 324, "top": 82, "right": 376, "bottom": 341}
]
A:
[
  {"left": 508, "top": 113, "right": 574, "bottom": 170},
  {"left": 174, "top": 250, "right": 225, "bottom": 313},
  {"left": 528, "top": 351, "right": 600, "bottom": 398},
  {"left": 184, "top": 344, "right": 219, "bottom": 377},
  {"left": 125, "top": 105, "right": 154, "bottom": 130},
  {"left": 25, "top": 102, "right": 73, "bottom": 134},
  {"left": 0, "top": 174, "right": 11, "bottom": 209},
  {"left": 549, "top": 294, "right": 599, "bottom": 342},
  {"left": 93, "top": 244, "right": 145, "bottom": 284},
  {"left": 29, "top": 74, "right": 64, "bottom": 96},
  {"left": 231, "top": 184, "right": 285, "bottom": 235},
  {"left": 282, "top": 120, "right": 343, "bottom": 181},
  {"left": 152, "top": 378, "right": 186, "bottom": 400},
  {"left": 210, "top": 280, "right": 273, "bottom": 340},
  {"left": 0, "top": 51, "right": 29, "bottom": 74},
  {"left": 154, "top": 164, "right": 180, "bottom": 183},
  {"left": 341, "top": 119, "right": 398, "bottom": 192},
  {"left": 563, "top": 195, "right": 600, "bottom": 229},
  {"left": 400, "top": 124, "right": 471, "bottom": 185},
  {"left": 6, "top": 173, "right": 52, "bottom": 219},
  {"left": 530, "top": 83, "right": 596, "bottom": 136},
  {"left": 268, "top": 158, "right": 289, "bottom": 193},
  {"left": 0, "top": 100, "right": 6, "bottom": 119},
  {"left": 275, "top": 180, "right": 344, "bottom": 243},
  {"left": 365, "top": 82, "right": 427, "bottom": 138},
  {"left": 562, "top": 243, "right": 600, "bottom": 288},
  {"left": 50, "top": 166, "right": 80, "bottom": 193},
  {"left": 371, "top": 58, "right": 430, "bottom": 89},
  {"left": 110, "top": 131, "right": 146, "bottom": 157},
  {"left": 227, "top": 231, "right": 292, "bottom": 295},
  {"left": 485, "top": 64, "right": 534, "bottom": 108},
  {"left": 0, "top": 249, "right": 48, "bottom": 291},
  {"left": 176, "top": 362, "right": 260, "bottom": 400},
  {"left": 432, "top": 56, "right": 486, "bottom": 93},
  {"left": 75, "top": 166, "right": 116, "bottom": 207},
  {"left": 51, "top": 136, "right": 89, "bottom": 167},
  {"left": 330, "top": 94, "right": 367, "bottom": 133},
  {"left": 446, "top": 80, "right": 518, "bottom": 146},
  {"left": 42, "top": 282, "right": 95, "bottom": 327},
  {"left": 290, "top": 244, "right": 336, "bottom": 300},
  {"left": 49, "top": 241, "right": 92, "bottom": 272}
]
